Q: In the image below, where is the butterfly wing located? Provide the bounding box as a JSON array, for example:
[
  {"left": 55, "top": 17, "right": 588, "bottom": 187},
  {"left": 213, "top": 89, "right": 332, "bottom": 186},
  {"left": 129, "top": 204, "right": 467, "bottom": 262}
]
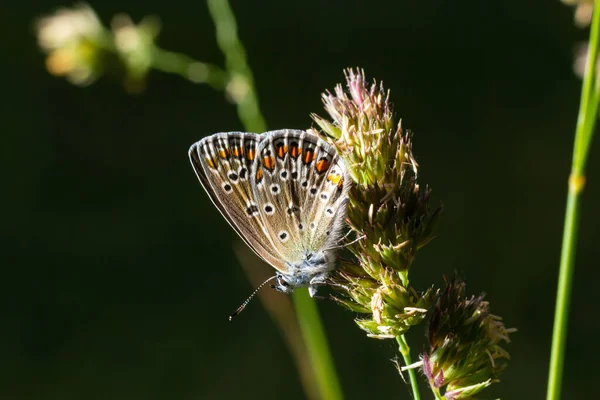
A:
[
  {"left": 252, "top": 130, "right": 350, "bottom": 264},
  {"left": 188, "top": 132, "right": 288, "bottom": 273}
]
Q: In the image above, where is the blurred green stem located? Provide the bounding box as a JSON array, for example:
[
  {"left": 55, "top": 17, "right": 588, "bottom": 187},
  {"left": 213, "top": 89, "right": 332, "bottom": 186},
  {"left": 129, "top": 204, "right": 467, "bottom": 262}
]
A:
[
  {"left": 294, "top": 289, "right": 344, "bottom": 400},
  {"left": 546, "top": 5, "right": 600, "bottom": 400},
  {"left": 207, "top": 0, "right": 343, "bottom": 399},
  {"left": 151, "top": 47, "right": 228, "bottom": 90},
  {"left": 396, "top": 335, "right": 421, "bottom": 400},
  {"left": 207, "top": 0, "right": 266, "bottom": 133}
]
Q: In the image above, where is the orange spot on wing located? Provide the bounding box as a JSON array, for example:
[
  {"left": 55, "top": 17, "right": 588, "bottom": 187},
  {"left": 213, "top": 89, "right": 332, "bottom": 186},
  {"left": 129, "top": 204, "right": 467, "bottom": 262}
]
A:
[
  {"left": 276, "top": 144, "right": 288, "bottom": 159},
  {"left": 315, "top": 158, "right": 331, "bottom": 173},
  {"left": 246, "top": 149, "right": 255, "bottom": 161},
  {"left": 289, "top": 144, "right": 301, "bottom": 159},
  {"left": 263, "top": 156, "right": 276, "bottom": 171},
  {"left": 231, "top": 147, "right": 242, "bottom": 157},
  {"left": 255, "top": 168, "right": 263, "bottom": 183},
  {"left": 218, "top": 148, "right": 229, "bottom": 159},
  {"left": 206, "top": 157, "right": 217, "bottom": 169},
  {"left": 302, "top": 149, "right": 316, "bottom": 165}
]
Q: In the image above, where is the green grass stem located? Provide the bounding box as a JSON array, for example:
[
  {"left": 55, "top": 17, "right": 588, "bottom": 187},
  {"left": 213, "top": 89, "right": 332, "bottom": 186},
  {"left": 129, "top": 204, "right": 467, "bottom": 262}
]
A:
[
  {"left": 294, "top": 289, "right": 344, "bottom": 400},
  {"left": 396, "top": 335, "right": 421, "bottom": 400},
  {"left": 546, "top": 5, "right": 600, "bottom": 400},
  {"left": 151, "top": 47, "right": 228, "bottom": 90},
  {"left": 206, "top": 0, "right": 266, "bottom": 133}
]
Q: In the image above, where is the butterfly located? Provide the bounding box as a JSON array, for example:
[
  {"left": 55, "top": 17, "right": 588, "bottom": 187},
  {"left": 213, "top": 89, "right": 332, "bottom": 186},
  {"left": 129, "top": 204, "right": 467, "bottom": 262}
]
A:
[{"left": 188, "top": 129, "right": 350, "bottom": 315}]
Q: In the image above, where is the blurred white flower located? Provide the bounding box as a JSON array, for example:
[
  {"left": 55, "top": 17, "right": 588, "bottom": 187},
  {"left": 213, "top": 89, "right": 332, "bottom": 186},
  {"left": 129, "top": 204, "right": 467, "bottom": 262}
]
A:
[
  {"left": 34, "top": 3, "right": 222, "bottom": 92},
  {"left": 111, "top": 14, "right": 161, "bottom": 92},
  {"left": 574, "top": 42, "right": 589, "bottom": 79},
  {"left": 35, "top": 3, "right": 106, "bottom": 85},
  {"left": 561, "top": 0, "right": 595, "bottom": 28},
  {"left": 36, "top": 3, "right": 102, "bottom": 50}
]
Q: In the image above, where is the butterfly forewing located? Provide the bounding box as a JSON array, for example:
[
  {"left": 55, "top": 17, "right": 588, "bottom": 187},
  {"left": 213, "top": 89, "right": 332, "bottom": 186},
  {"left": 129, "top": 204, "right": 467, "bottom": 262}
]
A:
[{"left": 188, "top": 132, "right": 288, "bottom": 273}]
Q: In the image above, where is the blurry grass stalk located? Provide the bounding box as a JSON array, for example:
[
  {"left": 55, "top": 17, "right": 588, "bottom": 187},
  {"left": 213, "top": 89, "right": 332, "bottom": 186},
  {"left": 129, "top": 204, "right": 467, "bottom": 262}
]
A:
[
  {"left": 207, "top": 0, "right": 266, "bottom": 133},
  {"left": 207, "top": 1, "right": 343, "bottom": 399},
  {"left": 233, "top": 244, "right": 320, "bottom": 400},
  {"left": 150, "top": 47, "right": 228, "bottom": 90},
  {"left": 234, "top": 245, "right": 343, "bottom": 400},
  {"left": 547, "top": 4, "right": 600, "bottom": 400},
  {"left": 294, "top": 290, "right": 344, "bottom": 400}
]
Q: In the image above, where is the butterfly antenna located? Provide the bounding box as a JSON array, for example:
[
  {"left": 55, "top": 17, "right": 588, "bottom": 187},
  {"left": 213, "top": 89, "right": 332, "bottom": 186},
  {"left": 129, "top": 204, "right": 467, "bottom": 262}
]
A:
[{"left": 228, "top": 275, "right": 278, "bottom": 321}]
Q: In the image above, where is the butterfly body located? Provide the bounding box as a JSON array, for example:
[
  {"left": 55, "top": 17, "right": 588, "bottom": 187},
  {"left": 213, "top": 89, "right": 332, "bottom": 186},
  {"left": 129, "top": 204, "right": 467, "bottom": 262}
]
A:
[
  {"left": 189, "top": 129, "right": 350, "bottom": 296},
  {"left": 274, "top": 249, "right": 333, "bottom": 294}
]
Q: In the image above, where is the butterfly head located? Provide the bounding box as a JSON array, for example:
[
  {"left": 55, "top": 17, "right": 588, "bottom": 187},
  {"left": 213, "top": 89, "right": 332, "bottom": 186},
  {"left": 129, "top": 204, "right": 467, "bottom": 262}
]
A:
[{"left": 274, "top": 250, "right": 334, "bottom": 295}]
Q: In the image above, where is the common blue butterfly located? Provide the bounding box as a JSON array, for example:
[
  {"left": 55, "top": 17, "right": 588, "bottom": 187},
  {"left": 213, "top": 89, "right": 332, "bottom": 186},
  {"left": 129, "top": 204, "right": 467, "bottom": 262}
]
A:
[{"left": 188, "top": 130, "right": 350, "bottom": 315}]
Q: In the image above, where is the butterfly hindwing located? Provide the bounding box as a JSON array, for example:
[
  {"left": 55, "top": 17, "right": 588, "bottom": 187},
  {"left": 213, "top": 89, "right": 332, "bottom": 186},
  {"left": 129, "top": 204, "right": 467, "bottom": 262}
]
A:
[
  {"left": 297, "top": 133, "right": 350, "bottom": 251},
  {"left": 188, "top": 132, "right": 288, "bottom": 273},
  {"left": 253, "top": 130, "right": 350, "bottom": 264}
]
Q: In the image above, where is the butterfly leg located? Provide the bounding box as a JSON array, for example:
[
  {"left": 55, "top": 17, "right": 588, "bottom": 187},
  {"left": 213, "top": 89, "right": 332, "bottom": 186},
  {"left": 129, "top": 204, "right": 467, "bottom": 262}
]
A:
[{"left": 308, "top": 273, "right": 330, "bottom": 297}]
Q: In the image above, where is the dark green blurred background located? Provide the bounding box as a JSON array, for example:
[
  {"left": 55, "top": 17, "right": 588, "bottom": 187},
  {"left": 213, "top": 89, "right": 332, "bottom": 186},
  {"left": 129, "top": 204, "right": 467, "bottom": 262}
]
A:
[{"left": 4, "top": 0, "right": 599, "bottom": 399}]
